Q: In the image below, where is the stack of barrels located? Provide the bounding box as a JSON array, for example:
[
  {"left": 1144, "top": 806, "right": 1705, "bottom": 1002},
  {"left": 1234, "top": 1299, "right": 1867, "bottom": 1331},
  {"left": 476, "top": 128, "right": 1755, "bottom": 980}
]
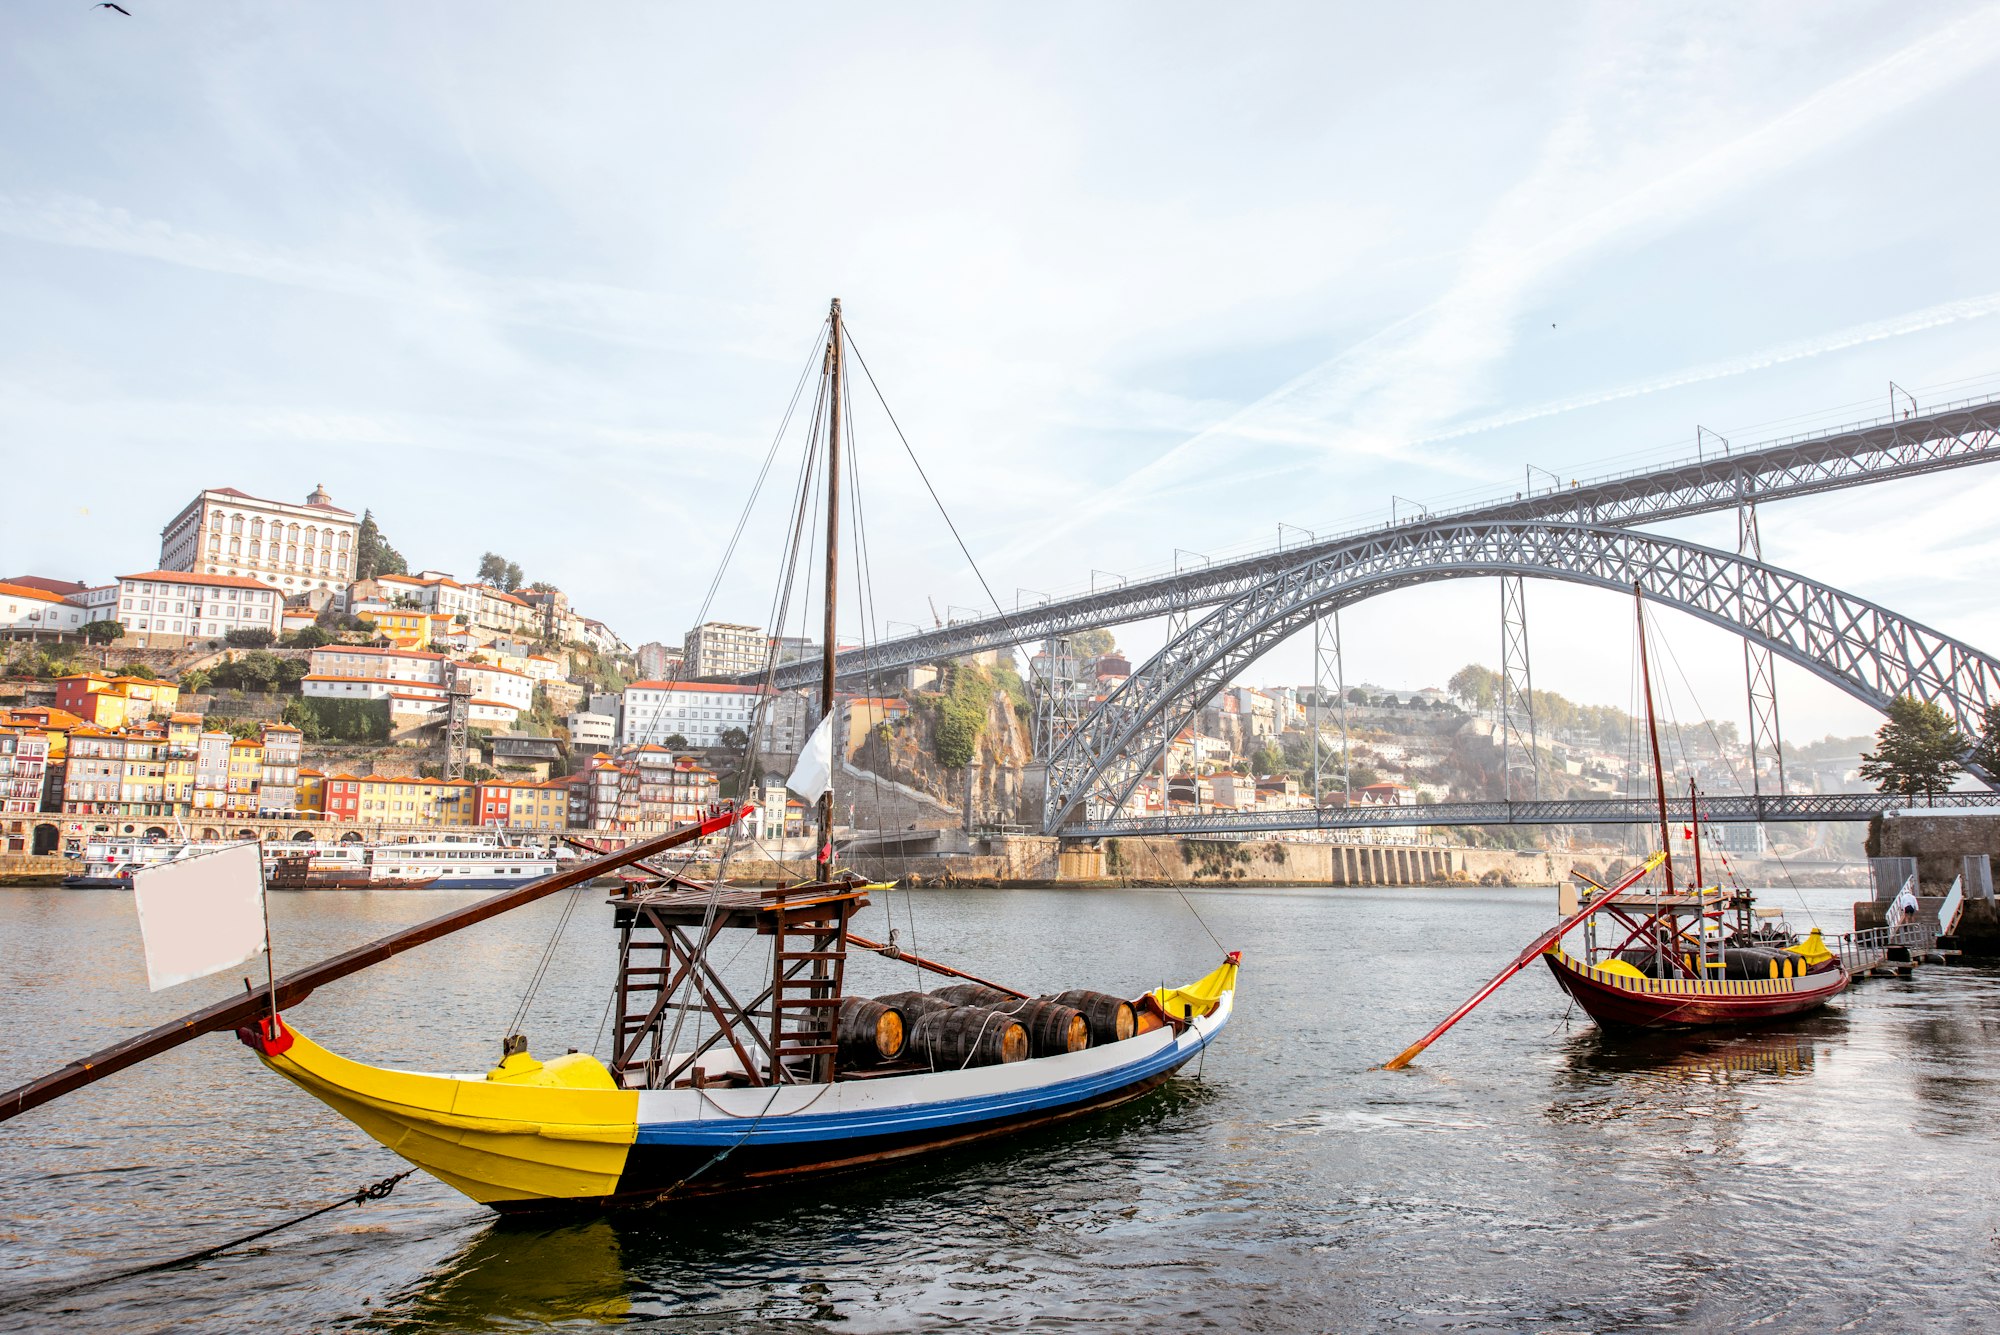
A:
[{"left": 836, "top": 984, "right": 1139, "bottom": 1070}]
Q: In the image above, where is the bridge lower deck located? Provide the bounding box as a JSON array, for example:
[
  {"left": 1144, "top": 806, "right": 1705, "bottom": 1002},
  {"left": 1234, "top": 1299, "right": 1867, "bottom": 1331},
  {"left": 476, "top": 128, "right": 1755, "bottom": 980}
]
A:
[{"left": 1067, "top": 792, "right": 2000, "bottom": 838}]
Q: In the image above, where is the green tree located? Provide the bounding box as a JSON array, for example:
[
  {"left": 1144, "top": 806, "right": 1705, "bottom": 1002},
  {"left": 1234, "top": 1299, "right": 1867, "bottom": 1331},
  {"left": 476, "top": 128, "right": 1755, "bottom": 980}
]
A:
[
  {"left": 354, "top": 510, "right": 407, "bottom": 580},
  {"left": 1069, "top": 628, "right": 1116, "bottom": 660},
  {"left": 664, "top": 733, "right": 689, "bottom": 750},
  {"left": 1252, "top": 742, "right": 1284, "bottom": 775},
  {"left": 82, "top": 620, "right": 123, "bottom": 646},
  {"left": 123, "top": 663, "right": 159, "bottom": 680},
  {"left": 179, "top": 668, "right": 210, "bottom": 694},
  {"left": 478, "top": 552, "right": 526, "bottom": 591},
  {"left": 1448, "top": 664, "right": 1500, "bottom": 711},
  {"left": 935, "top": 665, "right": 992, "bottom": 769},
  {"left": 1970, "top": 704, "right": 2000, "bottom": 777},
  {"left": 280, "top": 697, "right": 323, "bottom": 743},
  {"left": 284, "top": 625, "right": 331, "bottom": 648},
  {"left": 1858, "top": 695, "right": 1967, "bottom": 803},
  {"left": 225, "top": 627, "right": 275, "bottom": 648}
]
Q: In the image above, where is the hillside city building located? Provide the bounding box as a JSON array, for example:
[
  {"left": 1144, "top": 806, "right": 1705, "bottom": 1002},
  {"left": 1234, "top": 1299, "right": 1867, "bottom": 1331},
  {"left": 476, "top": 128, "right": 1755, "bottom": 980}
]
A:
[{"left": 157, "top": 485, "right": 359, "bottom": 607}]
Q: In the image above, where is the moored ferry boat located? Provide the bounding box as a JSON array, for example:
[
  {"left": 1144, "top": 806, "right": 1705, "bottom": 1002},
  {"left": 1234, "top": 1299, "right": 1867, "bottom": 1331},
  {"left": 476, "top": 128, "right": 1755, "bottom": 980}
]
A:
[
  {"left": 263, "top": 843, "right": 441, "bottom": 890},
  {"left": 62, "top": 836, "right": 204, "bottom": 889},
  {"left": 366, "top": 840, "right": 569, "bottom": 889}
]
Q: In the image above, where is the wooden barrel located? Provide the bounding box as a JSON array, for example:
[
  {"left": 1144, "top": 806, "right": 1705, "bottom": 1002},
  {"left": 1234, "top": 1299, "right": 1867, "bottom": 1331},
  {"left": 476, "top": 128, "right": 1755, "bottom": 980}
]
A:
[
  {"left": 874, "top": 990, "right": 960, "bottom": 1020},
  {"left": 932, "top": 982, "right": 1017, "bottom": 1009},
  {"left": 1047, "top": 989, "right": 1136, "bottom": 1044},
  {"left": 908, "top": 1005, "right": 1029, "bottom": 1067},
  {"left": 837, "top": 997, "right": 906, "bottom": 1064},
  {"left": 933, "top": 986, "right": 1088, "bottom": 1056}
]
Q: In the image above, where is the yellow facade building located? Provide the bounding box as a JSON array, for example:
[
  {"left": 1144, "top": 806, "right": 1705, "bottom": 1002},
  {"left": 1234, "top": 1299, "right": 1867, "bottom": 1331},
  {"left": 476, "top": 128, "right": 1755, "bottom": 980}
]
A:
[
  {"left": 353, "top": 775, "right": 477, "bottom": 825},
  {"left": 226, "top": 737, "right": 265, "bottom": 814},
  {"left": 356, "top": 607, "right": 432, "bottom": 650}
]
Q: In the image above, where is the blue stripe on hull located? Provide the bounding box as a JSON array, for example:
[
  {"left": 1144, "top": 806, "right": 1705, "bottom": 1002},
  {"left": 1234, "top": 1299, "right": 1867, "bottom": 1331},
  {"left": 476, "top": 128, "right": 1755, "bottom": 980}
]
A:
[{"left": 636, "top": 1015, "right": 1224, "bottom": 1148}]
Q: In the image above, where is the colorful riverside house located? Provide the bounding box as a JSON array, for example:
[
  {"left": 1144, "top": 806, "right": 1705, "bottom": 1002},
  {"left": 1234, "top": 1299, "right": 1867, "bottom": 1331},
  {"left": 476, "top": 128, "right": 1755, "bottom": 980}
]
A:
[
  {"left": 258, "top": 723, "right": 302, "bottom": 813},
  {"left": 226, "top": 737, "right": 265, "bottom": 815},
  {"left": 164, "top": 714, "right": 203, "bottom": 808},
  {"left": 0, "top": 729, "right": 52, "bottom": 816},
  {"left": 472, "top": 778, "right": 571, "bottom": 832},
  {"left": 352, "top": 775, "right": 477, "bottom": 826},
  {"left": 353, "top": 605, "right": 432, "bottom": 650},
  {"left": 192, "top": 731, "right": 232, "bottom": 813},
  {"left": 54, "top": 672, "right": 182, "bottom": 729},
  {"left": 323, "top": 773, "right": 362, "bottom": 822},
  {"left": 297, "top": 767, "right": 326, "bottom": 815}
]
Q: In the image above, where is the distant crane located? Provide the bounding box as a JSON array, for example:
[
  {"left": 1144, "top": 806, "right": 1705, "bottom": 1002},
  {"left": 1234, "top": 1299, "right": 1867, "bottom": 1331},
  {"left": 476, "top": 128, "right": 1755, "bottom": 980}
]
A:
[{"left": 928, "top": 596, "right": 944, "bottom": 628}]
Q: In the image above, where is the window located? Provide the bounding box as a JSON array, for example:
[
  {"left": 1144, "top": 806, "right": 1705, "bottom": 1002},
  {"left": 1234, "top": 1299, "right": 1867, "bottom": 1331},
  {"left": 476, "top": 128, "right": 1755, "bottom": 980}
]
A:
[{"left": 230, "top": 515, "right": 244, "bottom": 535}]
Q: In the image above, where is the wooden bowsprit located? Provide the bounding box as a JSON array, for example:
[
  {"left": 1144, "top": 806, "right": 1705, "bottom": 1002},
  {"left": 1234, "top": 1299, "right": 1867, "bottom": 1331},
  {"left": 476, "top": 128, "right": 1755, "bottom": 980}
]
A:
[
  {"left": 0, "top": 807, "right": 751, "bottom": 1124},
  {"left": 1379, "top": 850, "right": 1665, "bottom": 1071}
]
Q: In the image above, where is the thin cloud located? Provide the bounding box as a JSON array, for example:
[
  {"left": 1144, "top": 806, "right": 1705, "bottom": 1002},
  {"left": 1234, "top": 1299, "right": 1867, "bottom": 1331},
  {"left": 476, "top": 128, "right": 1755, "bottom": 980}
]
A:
[{"left": 988, "top": 5, "right": 2000, "bottom": 570}]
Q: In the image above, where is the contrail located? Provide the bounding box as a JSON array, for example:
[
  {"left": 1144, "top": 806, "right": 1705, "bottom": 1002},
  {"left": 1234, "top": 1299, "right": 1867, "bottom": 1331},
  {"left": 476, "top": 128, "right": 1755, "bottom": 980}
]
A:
[{"left": 1414, "top": 290, "right": 2000, "bottom": 448}]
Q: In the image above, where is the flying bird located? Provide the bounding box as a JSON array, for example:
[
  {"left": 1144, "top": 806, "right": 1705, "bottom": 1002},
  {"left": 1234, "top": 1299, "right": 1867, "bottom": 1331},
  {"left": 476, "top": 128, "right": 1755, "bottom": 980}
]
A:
[{"left": 96, "top": 2, "right": 131, "bottom": 12}]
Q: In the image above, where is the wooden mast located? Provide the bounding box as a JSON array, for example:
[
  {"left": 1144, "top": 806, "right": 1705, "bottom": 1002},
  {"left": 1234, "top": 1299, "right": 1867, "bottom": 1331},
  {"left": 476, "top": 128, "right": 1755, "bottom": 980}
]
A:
[
  {"left": 1634, "top": 582, "right": 1674, "bottom": 895},
  {"left": 1689, "top": 777, "right": 1703, "bottom": 890},
  {"left": 817, "top": 297, "right": 843, "bottom": 870}
]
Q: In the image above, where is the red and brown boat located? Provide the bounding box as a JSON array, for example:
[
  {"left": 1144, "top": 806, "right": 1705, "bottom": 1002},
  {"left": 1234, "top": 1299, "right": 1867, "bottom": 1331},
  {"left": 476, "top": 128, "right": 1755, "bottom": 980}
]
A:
[
  {"left": 1382, "top": 582, "right": 1850, "bottom": 1069},
  {"left": 1541, "top": 887, "right": 1846, "bottom": 1028}
]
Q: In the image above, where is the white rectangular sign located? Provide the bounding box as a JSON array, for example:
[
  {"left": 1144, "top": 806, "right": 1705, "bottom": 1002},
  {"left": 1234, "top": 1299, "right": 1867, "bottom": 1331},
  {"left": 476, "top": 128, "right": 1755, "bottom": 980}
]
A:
[{"left": 131, "top": 842, "right": 268, "bottom": 991}]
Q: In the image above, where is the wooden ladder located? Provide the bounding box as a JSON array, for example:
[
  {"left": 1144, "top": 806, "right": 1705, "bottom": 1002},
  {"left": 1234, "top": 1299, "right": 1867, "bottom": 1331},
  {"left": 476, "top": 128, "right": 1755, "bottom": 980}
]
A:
[{"left": 767, "top": 897, "right": 852, "bottom": 1084}]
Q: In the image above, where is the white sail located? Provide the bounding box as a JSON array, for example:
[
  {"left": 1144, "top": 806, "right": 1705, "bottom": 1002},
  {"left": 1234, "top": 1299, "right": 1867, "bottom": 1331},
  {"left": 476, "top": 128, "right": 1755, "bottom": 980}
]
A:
[
  {"left": 132, "top": 841, "right": 267, "bottom": 991},
  {"left": 785, "top": 712, "right": 836, "bottom": 805}
]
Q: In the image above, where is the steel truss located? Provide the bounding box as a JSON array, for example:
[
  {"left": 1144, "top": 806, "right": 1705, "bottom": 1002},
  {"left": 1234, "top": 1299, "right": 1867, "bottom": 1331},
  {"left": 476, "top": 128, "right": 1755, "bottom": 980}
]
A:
[
  {"left": 1076, "top": 790, "right": 2000, "bottom": 838},
  {"left": 746, "top": 395, "right": 2000, "bottom": 690},
  {"left": 1041, "top": 521, "right": 2000, "bottom": 832},
  {"left": 1498, "top": 575, "right": 1539, "bottom": 800}
]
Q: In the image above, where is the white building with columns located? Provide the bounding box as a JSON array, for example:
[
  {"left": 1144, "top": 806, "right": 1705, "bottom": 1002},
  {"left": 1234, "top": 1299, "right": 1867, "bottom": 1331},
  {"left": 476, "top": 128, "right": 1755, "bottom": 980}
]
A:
[{"left": 158, "top": 485, "right": 361, "bottom": 608}]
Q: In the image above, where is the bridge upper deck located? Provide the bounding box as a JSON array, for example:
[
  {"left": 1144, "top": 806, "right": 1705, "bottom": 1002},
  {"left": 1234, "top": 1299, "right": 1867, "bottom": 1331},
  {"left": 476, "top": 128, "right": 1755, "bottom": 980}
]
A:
[{"left": 743, "top": 393, "right": 2000, "bottom": 687}]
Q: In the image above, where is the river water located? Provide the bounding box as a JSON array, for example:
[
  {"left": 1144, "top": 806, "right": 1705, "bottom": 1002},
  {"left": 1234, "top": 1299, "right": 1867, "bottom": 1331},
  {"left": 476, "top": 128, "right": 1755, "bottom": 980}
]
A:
[{"left": 2, "top": 882, "right": 1996, "bottom": 1332}]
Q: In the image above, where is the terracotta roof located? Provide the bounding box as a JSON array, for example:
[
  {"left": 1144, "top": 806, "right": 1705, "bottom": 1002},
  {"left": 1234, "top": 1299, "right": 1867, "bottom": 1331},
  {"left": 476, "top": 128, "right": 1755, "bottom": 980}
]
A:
[
  {"left": 1, "top": 576, "right": 91, "bottom": 596},
  {"left": 119, "top": 569, "right": 281, "bottom": 592},
  {"left": 0, "top": 581, "right": 76, "bottom": 604},
  {"left": 453, "top": 659, "right": 527, "bottom": 679}
]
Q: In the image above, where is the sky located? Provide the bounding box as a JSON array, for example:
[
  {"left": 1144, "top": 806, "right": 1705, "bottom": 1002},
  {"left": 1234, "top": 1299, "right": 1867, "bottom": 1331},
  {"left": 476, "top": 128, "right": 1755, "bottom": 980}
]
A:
[{"left": 4, "top": 3, "right": 2000, "bottom": 747}]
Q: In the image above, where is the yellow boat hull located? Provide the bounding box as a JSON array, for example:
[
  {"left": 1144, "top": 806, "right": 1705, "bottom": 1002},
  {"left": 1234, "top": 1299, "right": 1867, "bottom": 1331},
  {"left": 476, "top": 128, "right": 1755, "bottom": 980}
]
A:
[{"left": 249, "top": 1023, "right": 640, "bottom": 1207}]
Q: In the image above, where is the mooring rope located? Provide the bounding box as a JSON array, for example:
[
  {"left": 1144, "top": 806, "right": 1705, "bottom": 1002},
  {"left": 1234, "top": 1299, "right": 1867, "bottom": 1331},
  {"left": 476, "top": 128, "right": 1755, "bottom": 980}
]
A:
[{"left": 0, "top": 1168, "right": 416, "bottom": 1311}]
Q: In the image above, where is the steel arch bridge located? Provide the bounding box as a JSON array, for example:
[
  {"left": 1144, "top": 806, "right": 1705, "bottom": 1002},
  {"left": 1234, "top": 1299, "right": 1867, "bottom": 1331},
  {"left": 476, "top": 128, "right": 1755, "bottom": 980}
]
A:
[{"left": 1042, "top": 520, "right": 2000, "bottom": 833}]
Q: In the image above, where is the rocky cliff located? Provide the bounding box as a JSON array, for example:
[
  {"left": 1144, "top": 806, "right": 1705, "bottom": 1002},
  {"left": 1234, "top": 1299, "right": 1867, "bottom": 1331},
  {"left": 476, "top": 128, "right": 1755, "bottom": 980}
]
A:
[{"left": 851, "top": 677, "right": 1036, "bottom": 827}]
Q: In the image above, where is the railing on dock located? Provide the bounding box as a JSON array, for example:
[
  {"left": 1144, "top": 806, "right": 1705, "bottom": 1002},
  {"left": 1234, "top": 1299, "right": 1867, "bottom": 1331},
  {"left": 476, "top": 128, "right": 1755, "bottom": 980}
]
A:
[
  {"left": 1837, "top": 927, "right": 1890, "bottom": 975},
  {"left": 1889, "top": 920, "right": 1939, "bottom": 953}
]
